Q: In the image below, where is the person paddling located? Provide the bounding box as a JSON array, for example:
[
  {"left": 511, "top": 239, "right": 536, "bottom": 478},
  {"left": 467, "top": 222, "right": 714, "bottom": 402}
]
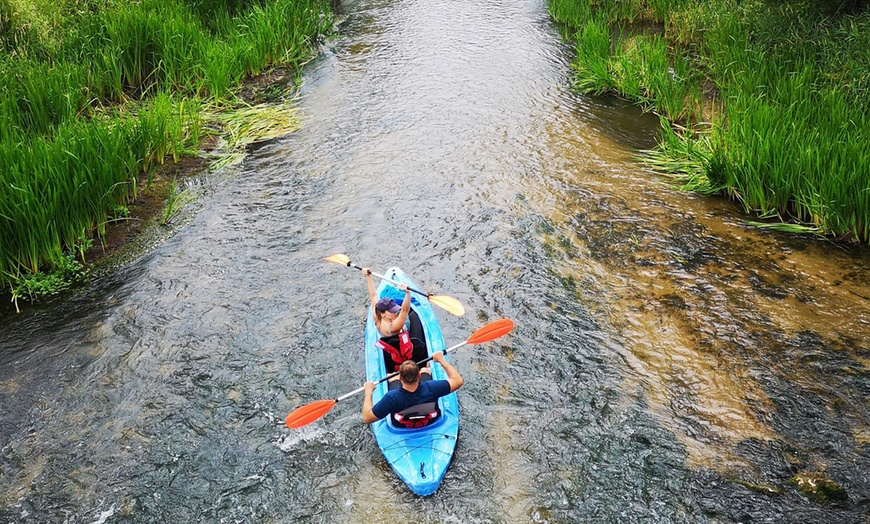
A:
[
  {"left": 362, "top": 352, "right": 463, "bottom": 425},
  {"left": 363, "top": 267, "right": 428, "bottom": 376}
]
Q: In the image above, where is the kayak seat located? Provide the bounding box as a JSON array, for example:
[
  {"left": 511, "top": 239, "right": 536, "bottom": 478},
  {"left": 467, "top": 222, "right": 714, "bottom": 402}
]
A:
[
  {"left": 387, "top": 372, "right": 442, "bottom": 429},
  {"left": 393, "top": 402, "right": 440, "bottom": 428},
  {"left": 382, "top": 336, "right": 427, "bottom": 372}
]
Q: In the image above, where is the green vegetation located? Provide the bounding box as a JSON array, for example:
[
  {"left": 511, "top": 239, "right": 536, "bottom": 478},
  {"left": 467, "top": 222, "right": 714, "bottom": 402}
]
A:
[
  {"left": 161, "top": 177, "right": 195, "bottom": 226},
  {"left": 791, "top": 471, "right": 849, "bottom": 503},
  {"left": 10, "top": 241, "right": 91, "bottom": 309},
  {"left": 548, "top": 0, "right": 870, "bottom": 243},
  {"left": 0, "top": 0, "right": 333, "bottom": 304}
]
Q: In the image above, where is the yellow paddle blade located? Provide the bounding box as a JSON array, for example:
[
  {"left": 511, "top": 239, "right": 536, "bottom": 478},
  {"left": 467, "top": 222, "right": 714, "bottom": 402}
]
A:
[
  {"left": 323, "top": 253, "right": 351, "bottom": 266},
  {"left": 466, "top": 318, "right": 515, "bottom": 344},
  {"left": 428, "top": 294, "right": 466, "bottom": 316},
  {"left": 285, "top": 399, "right": 338, "bottom": 428}
]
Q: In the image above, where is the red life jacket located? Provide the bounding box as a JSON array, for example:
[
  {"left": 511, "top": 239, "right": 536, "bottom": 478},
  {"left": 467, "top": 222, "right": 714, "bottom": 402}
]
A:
[
  {"left": 393, "top": 403, "right": 440, "bottom": 428},
  {"left": 376, "top": 332, "right": 413, "bottom": 372}
]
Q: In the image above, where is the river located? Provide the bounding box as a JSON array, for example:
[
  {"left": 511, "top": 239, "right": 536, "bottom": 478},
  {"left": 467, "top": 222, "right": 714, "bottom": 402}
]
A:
[{"left": 2, "top": 0, "right": 869, "bottom": 522}]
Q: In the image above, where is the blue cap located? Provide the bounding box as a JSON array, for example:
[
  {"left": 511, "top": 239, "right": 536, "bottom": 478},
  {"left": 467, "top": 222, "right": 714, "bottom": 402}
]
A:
[{"left": 375, "top": 298, "right": 401, "bottom": 313}]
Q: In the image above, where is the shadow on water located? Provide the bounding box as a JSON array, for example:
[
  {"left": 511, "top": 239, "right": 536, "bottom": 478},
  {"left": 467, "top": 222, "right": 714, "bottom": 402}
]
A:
[{"left": 2, "top": 0, "right": 870, "bottom": 521}]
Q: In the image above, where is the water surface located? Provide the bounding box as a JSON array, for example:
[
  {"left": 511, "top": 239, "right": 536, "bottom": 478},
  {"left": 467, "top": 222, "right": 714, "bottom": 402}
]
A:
[{"left": 2, "top": 0, "right": 869, "bottom": 522}]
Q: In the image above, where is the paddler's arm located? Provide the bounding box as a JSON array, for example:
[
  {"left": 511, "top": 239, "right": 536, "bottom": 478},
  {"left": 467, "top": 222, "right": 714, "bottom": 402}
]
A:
[
  {"left": 432, "top": 351, "right": 463, "bottom": 392},
  {"left": 362, "top": 381, "right": 381, "bottom": 424},
  {"left": 391, "top": 285, "right": 412, "bottom": 334}
]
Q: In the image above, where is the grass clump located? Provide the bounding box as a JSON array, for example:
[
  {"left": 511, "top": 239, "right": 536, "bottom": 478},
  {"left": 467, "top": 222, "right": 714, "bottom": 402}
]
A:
[
  {"left": 9, "top": 240, "right": 91, "bottom": 313},
  {"left": 0, "top": 0, "right": 334, "bottom": 305},
  {"left": 548, "top": 0, "right": 870, "bottom": 243}
]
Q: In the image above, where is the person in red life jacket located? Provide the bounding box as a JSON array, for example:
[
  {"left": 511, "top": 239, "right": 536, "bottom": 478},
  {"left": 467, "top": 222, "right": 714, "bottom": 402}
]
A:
[
  {"left": 363, "top": 267, "right": 412, "bottom": 338},
  {"left": 362, "top": 268, "right": 428, "bottom": 377},
  {"left": 361, "top": 352, "right": 463, "bottom": 425}
]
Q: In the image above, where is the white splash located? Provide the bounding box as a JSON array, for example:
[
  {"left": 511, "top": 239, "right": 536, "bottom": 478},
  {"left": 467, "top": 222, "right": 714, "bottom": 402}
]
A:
[
  {"left": 88, "top": 504, "right": 116, "bottom": 524},
  {"left": 274, "top": 425, "right": 325, "bottom": 451}
]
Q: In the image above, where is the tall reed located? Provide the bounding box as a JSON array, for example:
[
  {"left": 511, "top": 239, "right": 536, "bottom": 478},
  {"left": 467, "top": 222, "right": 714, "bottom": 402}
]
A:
[
  {"left": 0, "top": 0, "right": 334, "bottom": 293},
  {"left": 548, "top": 0, "right": 870, "bottom": 242}
]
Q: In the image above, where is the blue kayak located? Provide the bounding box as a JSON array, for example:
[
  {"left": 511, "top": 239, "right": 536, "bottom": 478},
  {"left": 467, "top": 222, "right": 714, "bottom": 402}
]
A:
[{"left": 365, "top": 267, "right": 460, "bottom": 496}]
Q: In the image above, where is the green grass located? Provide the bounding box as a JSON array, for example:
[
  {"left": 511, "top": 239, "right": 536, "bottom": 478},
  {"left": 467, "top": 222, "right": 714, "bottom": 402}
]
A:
[
  {"left": 161, "top": 177, "right": 196, "bottom": 226},
  {"left": 0, "top": 0, "right": 334, "bottom": 298},
  {"left": 549, "top": 0, "right": 870, "bottom": 243}
]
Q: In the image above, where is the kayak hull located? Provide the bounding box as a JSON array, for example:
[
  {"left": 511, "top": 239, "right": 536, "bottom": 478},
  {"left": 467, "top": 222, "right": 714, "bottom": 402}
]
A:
[{"left": 365, "top": 267, "right": 459, "bottom": 496}]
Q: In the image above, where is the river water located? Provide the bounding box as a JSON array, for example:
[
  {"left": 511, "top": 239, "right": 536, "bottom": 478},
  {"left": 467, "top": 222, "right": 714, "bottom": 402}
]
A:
[{"left": 2, "top": 0, "right": 869, "bottom": 522}]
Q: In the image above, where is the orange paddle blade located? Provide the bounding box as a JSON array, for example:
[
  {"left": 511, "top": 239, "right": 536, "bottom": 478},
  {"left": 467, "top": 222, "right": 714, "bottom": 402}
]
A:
[
  {"left": 428, "top": 295, "right": 466, "bottom": 316},
  {"left": 285, "top": 399, "right": 338, "bottom": 429},
  {"left": 467, "top": 318, "right": 515, "bottom": 344},
  {"left": 323, "top": 253, "right": 351, "bottom": 266}
]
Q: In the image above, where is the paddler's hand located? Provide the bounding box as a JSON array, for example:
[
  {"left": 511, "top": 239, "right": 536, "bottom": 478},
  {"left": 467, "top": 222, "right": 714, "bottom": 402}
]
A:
[
  {"left": 361, "top": 267, "right": 372, "bottom": 277},
  {"left": 363, "top": 381, "right": 375, "bottom": 394},
  {"left": 432, "top": 351, "right": 445, "bottom": 364}
]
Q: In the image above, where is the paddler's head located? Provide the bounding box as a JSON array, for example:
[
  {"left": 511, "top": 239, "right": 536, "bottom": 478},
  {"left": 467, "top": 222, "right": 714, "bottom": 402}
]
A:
[
  {"left": 375, "top": 297, "right": 401, "bottom": 320},
  {"left": 399, "top": 360, "right": 420, "bottom": 385}
]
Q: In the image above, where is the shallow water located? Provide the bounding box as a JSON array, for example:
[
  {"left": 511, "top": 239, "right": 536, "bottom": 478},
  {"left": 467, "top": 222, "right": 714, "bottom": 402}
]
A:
[{"left": 2, "top": 0, "right": 869, "bottom": 522}]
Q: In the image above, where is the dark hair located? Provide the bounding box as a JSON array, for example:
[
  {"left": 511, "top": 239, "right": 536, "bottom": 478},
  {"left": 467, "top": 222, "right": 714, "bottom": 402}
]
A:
[{"left": 399, "top": 360, "right": 419, "bottom": 384}]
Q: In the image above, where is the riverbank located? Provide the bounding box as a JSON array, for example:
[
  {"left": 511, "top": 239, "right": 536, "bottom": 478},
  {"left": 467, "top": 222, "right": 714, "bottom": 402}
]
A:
[
  {"left": 0, "top": 0, "right": 334, "bottom": 310},
  {"left": 547, "top": 0, "right": 870, "bottom": 243}
]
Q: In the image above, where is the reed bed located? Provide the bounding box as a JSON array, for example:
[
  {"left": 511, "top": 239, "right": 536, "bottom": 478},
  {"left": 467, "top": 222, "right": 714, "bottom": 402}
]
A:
[
  {"left": 549, "top": 0, "right": 870, "bottom": 243},
  {"left": 0, "top": 0, "right": 333, "bottom": 299}
]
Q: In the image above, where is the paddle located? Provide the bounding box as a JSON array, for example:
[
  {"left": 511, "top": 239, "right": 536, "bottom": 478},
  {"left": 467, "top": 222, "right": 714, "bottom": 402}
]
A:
[
  {"left": 285, "top": 318, "right": 515, "bottom": 429},
  {"left": 323, "top": 253, "right": 466, "bottom": 317}
]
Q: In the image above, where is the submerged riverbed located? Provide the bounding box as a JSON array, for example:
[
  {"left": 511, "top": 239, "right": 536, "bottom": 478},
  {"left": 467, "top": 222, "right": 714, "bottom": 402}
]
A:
[{"left": 2, "top": 0, "right": 869, "bottom": 521}]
